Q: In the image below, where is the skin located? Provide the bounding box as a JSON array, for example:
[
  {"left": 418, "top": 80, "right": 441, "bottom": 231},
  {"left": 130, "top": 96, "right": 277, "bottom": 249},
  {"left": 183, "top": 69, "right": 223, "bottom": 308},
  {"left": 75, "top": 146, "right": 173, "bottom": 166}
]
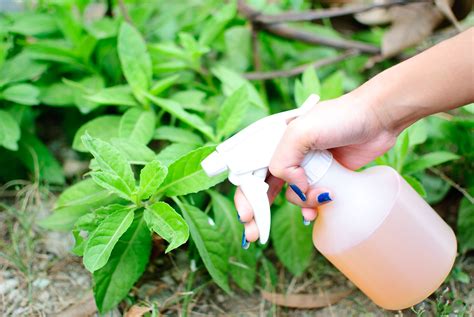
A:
[{"left": 235, "top": 27, "right": 474, "bottom": 243}]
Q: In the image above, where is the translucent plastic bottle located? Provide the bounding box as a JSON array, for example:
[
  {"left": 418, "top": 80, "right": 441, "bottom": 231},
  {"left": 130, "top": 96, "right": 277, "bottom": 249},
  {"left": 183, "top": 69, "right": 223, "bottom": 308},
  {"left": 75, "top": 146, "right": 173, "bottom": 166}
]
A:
[{"left": 301, "top": 150, "right": 457, "bottom": 310}]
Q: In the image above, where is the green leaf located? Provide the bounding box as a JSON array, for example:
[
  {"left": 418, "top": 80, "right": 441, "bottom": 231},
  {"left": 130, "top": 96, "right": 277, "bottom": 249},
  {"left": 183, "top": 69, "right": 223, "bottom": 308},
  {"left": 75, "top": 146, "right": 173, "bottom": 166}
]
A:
[
  {"left": 156, "top": 143, "right": 198, "bottom": 167},
  {"left": 0, "top": 53, "right": 47, "bottom": 87},
  {"left": 138, "top": 160, "right": 167, "bottom": 200},
  {"left": 198, "top": 2, "right": 236, "bottom": 46},
  {"left": 271, "top": 201, "right": 313, "bottom": 276},
  {"left": 320, "top": 71, "right": 343, "bottom": 100},
  {"left": 217, "top": 86, "right": 249, "bottom": 139},
  {"left": 403, "top": 175, "right": 427, "bottom": 197},
  {"left": 159, "top": 146, "right": 227, "bottom": 197},
  {"left": 180, "top": 203, "right": 231, "bottom": 293},
  {"left": 0, "top": 110, "right": 21, "bottom": 151},
  {"left": 14, "top": 131, "right": 64, "bottom": 184},
  {"left": 2, "top": 84, "right": 40, "bottom": 105},
  {"left": 295, "top": 66, "right": 320, "bottom": 106},
  {"left": 418, "top": 172, "right": 450, "bottom": 204},
  {"left": 224, "top": 26, "right": 251, "bottom": 71},
  {"left": 39, "top": 179, "right": 119, "bottom": 231},
  {"left": 83, "top": 206, "right": 134, "bottom": 272},
  {"left": 39, "top": 82, "right": 75, "bottom": 106},
  {"left": 145, "top": 94, "right": 214, "bottom": 140},
  {"left": 210, "top": 190, "right": 257, "bottom": 292},
  {"left": 457, "top": 195, "right": 474, "bottom": 253},
  {"left": 144, "top": 202, "right": 189, "bottom": 252},
  {"left": 110, "top": 138, "right": 156, "bottom": 165},
  {"left": 93, "top": 213, "right": 151, "bottom": 313},
  {"left": 63, "top": 76, "right": 106, "bottom": 114},
  {"left": 8, "top": 13, "right": 58, "bottom": 36},
  {"left": 86, "top": 85, "right": 139, "bottom": 107},
  {"left": 150, "top": 75, "right": 180, "bottom": 96},
  {"left": 403, "top": 152, "right": 460, "bottom": 175},
  {"left": 395, "top": 130, "right": 410, "bottom": 172},
  {"left": 73, "top": 116, "right": 121, "bottom": 152},
  {"left": 118, "top": 22, "right": 152, "bottom": 102},
  {"left": 154, "top": 126, "right": 203, "bottom": 145},
  {"left": 407, "top": 119, "right": 427, "bottom": 147},
  {"left": 81, "top": 134, "right": 136, "bottom": 200},
  {"left": 119, "top": 108, "right": 155, "bottom": 145}
]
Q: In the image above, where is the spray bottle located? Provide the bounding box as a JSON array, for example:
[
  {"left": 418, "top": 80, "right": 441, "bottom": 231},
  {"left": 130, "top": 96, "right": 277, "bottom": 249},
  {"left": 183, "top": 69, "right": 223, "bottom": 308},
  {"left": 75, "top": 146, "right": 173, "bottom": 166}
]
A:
[{"left": 201, "top": 94, "right": 457, "bottom": 310}]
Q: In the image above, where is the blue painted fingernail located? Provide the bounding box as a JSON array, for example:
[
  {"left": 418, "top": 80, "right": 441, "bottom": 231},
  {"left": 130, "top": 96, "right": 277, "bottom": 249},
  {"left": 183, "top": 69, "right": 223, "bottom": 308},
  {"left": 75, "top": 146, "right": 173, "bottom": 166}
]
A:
[
  {"left": 303, "top": 216, "right": 311, "bottom": 226},
  {"left": 289, "top": 184, "right": 306, "bottom": 201},
  {"left": 241, "top": 231, "right": 250, "bottom": 249},
  {"left": 317, "top": 192, "right": 332, "bottom": 204},
  {"left": 237, "top": 214, "right": 244, "bottom": 224}
]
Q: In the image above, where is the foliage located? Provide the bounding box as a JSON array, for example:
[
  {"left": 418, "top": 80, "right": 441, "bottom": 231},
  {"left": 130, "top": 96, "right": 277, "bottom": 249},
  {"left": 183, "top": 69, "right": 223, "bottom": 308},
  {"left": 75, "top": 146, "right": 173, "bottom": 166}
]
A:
[{"left": 0, "top": 0, "right": 472, "bottom": 313}]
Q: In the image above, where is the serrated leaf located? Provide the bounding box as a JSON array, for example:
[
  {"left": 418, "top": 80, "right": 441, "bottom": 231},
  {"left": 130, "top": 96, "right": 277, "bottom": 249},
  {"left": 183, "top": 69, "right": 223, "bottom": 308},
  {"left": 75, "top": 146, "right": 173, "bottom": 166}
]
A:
[
  {"left": 403, "top": 151, "right": 460, "bottom": 175},
  {"left": 145, "top": 94, "right": 214, "bottom": 140},
  {"left": 154, "top": 126, "right": 203, "bottom": 145},
  {"left": 138, "top": 160, "right": 167, "bottom": 200},
  {"left": 0, "top": 110, "right": 20, "bottom": 151},
  {"left": 118, "top": 22, "right": 152, "bottom": 102},
  {"left": 84, "top": 206, "right": 134, "bottom": 272},
  {"left": 2, "top": 84, "right": 40, "bottom": 105},
  {"left": 39, "top": 178, "right": 119, "bottom": 231},
  {"left": 90, "top": 171, "right": 134, "bottom": 200},
  {"left": 180, "top": 203, "right": 231, "bottom": 293},
  {"left": 403, "top": 175, "right": 427, "bottom": 197},
  {"left": 217, "top": 85, "right": 249, "bottom": 139},
  {"left": 82, "top": 134, "right": 135, "bottom": 200},
  {"left": 271, "top": 202, "right": 313, "bottom": 276},
  {"left": 209, "top": 191, "right": 257, "bottom": 292},
  {"left": 156, "top": 143, "right": 198, "bottom": 167},
  {"left": 73, "top": 116, "right": 121, "bottom": 152},
  {"left": 93, "top": 213, "right": 151, "bottom": 313},
  {"left": 119, "top": 108, "right": 155, "bottom": 144},
  {"left": 144, "top": 202, "right": 189, "bottom": 252},
  {"left": 86, "top": 85, "right": 139, "bottom": 107},
  {"left": 158, "top": 146, "right": 227, "bottom": 197},
  {"left": 110, "top": 138, "right": 156, "bottom": 165}
]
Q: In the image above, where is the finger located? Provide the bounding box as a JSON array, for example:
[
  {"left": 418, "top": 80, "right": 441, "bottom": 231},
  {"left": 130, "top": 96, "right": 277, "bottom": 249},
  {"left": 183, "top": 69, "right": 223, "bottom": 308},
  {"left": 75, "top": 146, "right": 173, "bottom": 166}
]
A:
[
  {"left": 234, "top": 187, "right": 253, "bottom": 223},
  {"left": 285, "top": 187, "right": 333, "bottom": 208},
  {"left": 301, "top": 207, "right": 318, "bottom": 222},
  {"left": 244, "top": 220, "right": 259, "bottom": 243},
  {"left": 269, "top": 117, "right": 315, "bottom": 197}
]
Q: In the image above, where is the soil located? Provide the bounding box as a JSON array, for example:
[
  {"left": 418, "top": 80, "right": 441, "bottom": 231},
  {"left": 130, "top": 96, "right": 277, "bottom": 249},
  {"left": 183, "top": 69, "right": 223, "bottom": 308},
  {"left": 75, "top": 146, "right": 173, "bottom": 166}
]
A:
[{"left": 0, "top": 185, "right": 473, "bottom": 316}]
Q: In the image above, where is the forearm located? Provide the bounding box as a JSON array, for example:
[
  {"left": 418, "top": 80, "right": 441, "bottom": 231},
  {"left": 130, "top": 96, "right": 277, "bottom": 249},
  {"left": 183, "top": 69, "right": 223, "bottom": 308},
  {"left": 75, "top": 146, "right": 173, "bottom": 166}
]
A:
[{"left": 356, "top": 28, "right": 474, "bottom": 134}]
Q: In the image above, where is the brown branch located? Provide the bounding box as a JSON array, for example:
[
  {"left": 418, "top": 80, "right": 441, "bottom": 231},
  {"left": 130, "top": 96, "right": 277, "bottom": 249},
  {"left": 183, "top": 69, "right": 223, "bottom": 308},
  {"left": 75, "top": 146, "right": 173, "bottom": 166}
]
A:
[
  {"left": 244, "top": 49, "right": 358, "bottom": 80},
  {"left": 429, "top": 168, "right": 474, "bottom": 204},
  {"left": 251, "top": 24, "right": 262, "bottom": 71},
  {"left": 238, "top": 0, "right": 380, "bottom": 54},
  {"left": 246, "top": 0, "right": 430, "bottom": 24}
]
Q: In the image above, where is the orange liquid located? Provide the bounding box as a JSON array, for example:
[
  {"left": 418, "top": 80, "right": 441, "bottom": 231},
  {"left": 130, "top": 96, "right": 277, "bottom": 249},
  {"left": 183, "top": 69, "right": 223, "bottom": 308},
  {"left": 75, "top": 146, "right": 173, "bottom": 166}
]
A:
[{"left": 320, "top": 177, "right": 457, "bottom": 310}]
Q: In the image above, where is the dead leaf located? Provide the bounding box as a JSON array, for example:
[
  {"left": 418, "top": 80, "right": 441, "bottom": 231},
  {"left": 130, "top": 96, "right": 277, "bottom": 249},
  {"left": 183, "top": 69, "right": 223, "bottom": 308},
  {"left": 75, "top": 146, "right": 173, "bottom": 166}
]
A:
[
  {"left": 382, "top": 3, "right": 445, "bottom": 57},
  {"left": 55, "top": 292, "right": 97, "bottom": 317},
  {"left": 261, "top": 288, "right": 353, "bottom": 309},
  {"left": 125, "top": 305, "right": 152, "bottom": 317}
]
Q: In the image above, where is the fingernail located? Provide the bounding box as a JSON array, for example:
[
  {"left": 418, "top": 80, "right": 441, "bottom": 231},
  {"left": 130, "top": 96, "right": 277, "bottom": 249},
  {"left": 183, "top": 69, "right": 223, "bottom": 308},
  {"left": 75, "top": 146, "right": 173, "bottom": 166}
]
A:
[
  {"left": 303, "top": 216, "right": 311, "bottom": 226},
  {"left": 241, "top": 231, "right": 250, "bottom": 249},
  {"left": 317, "top": 192, "right": 332, "bottom": 204},
  {"left": 289, "top": 184, "right": 306, "bottom": 201},
  {"left": 237, "top": 213, "right": 244, "bottom": 224}
]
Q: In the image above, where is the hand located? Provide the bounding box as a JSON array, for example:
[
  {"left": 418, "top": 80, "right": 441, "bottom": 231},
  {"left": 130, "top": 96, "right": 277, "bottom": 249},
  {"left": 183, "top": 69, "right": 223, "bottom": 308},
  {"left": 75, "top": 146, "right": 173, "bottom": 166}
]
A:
[{"left": 234, "top": 92, "right": 397, "bottom": 244}]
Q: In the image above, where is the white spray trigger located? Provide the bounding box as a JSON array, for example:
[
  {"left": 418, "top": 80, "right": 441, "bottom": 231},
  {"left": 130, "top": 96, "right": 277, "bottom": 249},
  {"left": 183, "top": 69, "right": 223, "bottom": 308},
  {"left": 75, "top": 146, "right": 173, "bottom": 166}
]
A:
[{"left": 201, "top": 94, "right": 320, "bottom": 245}]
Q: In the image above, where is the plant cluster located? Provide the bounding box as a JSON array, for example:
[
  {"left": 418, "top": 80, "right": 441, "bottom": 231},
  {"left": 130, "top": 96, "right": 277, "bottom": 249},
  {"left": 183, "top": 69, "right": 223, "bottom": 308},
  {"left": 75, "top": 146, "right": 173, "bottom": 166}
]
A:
[{"left": 0, "top": 0, "right": 472, "bottom": 313}]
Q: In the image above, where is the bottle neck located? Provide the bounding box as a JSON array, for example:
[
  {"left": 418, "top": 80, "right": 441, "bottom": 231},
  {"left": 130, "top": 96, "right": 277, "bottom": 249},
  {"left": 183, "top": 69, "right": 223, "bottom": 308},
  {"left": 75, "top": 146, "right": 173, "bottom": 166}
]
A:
[{"left": 302, "top": 150, "right": 356, "bottom": 187}]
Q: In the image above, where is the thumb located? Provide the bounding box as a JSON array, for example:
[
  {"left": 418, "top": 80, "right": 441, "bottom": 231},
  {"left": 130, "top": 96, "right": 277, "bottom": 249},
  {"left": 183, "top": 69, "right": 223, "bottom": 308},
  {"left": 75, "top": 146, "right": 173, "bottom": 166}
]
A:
[{"left": 269, "top": 117, "right": 313, "bottom": 200}]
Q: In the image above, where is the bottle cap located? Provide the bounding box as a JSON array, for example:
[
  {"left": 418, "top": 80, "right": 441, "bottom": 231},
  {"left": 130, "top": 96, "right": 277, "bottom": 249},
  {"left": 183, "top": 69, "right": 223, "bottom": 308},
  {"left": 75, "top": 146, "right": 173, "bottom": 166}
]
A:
[
  {"left": 301, "top": 150, "right": 333, "bottom": 185},
  {"left": 201, "top": 151, "right": 228, "bottom": 176}
]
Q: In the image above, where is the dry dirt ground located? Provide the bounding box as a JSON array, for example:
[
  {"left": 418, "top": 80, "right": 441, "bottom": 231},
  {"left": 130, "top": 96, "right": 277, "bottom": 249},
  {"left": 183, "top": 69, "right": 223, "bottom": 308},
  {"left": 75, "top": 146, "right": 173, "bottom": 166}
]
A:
[{"left": 0, "top": 183, "right": 473, "bottom": 316}]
